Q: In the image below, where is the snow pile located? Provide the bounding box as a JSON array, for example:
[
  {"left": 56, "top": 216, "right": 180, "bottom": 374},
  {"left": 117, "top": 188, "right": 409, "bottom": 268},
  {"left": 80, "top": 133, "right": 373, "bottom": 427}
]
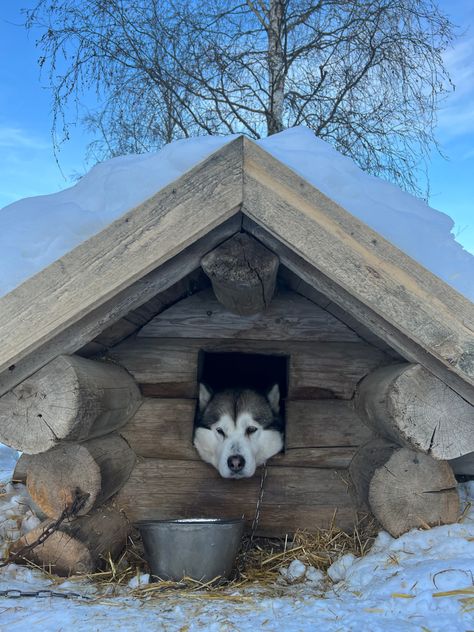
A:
[
  {"left": 1, "top": 127, "right": 473, "bottom": 300},
  {"left": 1, "top": 445, "right": 474, "bottom": 631}
]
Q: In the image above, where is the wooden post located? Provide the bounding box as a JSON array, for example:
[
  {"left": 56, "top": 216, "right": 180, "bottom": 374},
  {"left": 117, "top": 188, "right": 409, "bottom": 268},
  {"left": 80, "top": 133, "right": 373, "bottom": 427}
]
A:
[
  {"left": 0, "top": 355, "right": 141, "bottom": 454},
  {"left": 354, "top": 363, "right": 474, "bottom": 460},
  {"left": 12, "top": 504, "right": 130, "bottom": 576},
  {"left": 201, "top": 233, "right": 279, "bottom": 315},
  {"left": 26, "top": 434, "right": 136, "bottom": 518},
  {"left": 349, "top": 438, "right": 459, "bottom": 537}
]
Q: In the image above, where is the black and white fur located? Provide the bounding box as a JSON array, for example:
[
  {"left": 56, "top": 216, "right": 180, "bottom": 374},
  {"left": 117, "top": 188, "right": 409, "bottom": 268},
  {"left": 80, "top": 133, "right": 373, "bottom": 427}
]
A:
[{"left": 193, "top": 383, "right": 284, "bottom": 479}]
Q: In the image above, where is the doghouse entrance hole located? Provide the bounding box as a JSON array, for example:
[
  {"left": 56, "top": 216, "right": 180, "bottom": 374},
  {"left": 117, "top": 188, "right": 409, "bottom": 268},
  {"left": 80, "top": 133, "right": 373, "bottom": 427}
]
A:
[
  {"left": 196, "top": 351, "right": 288, "bottom": 440},
  {"left": 198, "top": 351, "right": 289, "bottom": 398}
]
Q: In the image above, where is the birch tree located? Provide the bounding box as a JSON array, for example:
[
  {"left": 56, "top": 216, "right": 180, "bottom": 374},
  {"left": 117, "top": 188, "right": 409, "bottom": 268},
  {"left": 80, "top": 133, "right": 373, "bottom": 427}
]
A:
[{"left": 26, "top": 0, "right": 454, "bottom": 194}]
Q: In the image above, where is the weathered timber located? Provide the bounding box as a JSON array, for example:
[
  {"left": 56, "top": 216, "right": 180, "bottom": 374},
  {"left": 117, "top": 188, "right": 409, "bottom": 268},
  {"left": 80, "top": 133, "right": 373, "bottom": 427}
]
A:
[
  {"left": 201, "top": 232, "right": 279, "bottom": 315},
  {"left": 138, "top": 287, "right": 360, "bottom": 342},
  {"left": 26, "top": 434, "right": 136, "bottom": 518},
  {"left": 120, "top": 398, "right": 373, "bottom": 468},
  {"left": 242, "top": 214, "right": 474, "bottom": 406},
  {"left": 117, "top": 459, "right": 356, "bottom": 535},
  {"left": 12, "top": 453, "right": 34, "bottom": 484},
  {"left": 279, "top": 266, "right": 401, "bottom": 358},
  {"left": 0, "top": 355, "right": 141, "bottom": 454},
  {"left": 109, "top": 338, "right": 389, "bottom": 400},
  {"left": 354, "top": 363, "right": 474, "bottom": 460},
  {"left": 0, "top": 138, "right": 243, "bottom": 397},
  {"left": 12, "top": 504, "right": 130, "bottom": 576},
  {"left": 349, "top": 438, "right": 459, "bottom": 537}
]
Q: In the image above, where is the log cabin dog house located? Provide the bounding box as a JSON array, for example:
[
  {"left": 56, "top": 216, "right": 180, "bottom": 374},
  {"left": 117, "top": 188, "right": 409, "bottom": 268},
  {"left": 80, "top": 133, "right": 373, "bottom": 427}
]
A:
[{"left": 0, "top": 137, "right": 473, "bottom": 575}]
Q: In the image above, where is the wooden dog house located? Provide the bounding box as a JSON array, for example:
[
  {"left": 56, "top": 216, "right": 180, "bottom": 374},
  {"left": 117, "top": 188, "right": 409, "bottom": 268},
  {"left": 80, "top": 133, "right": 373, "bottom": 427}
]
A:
[{"left": 1, "top": 137, "right": 473, "bottom": 575}]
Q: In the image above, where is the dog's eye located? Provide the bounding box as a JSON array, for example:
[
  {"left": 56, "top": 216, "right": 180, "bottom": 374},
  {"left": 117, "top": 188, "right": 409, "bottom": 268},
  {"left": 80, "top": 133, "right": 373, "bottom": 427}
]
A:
[
  {"left": 216, "top": 428, "right": 226, "bottom": 438},
  {"left": 246, "top": 426, "right": 258, "bottom": 436}
]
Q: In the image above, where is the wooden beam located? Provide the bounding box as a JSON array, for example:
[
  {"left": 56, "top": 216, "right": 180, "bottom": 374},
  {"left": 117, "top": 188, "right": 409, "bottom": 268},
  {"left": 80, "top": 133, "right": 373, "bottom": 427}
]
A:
[
  {"left": 0, "top": 137, "right": 244, "bottom": 394},
  {"left": 138, "top": 287, "right": 361, "bottom": 342},
  {"left": 0, "top": 214, "right": 242, "bottom": 396},
  {"left": 201, "top": 233, "right": 279, "bottom": 315},
  {"left": 117, "top": 459, "right": 357, "bottom": 535},
  {"left": 109, "top": 338, "right": 390, "bottom": 400},
  {"left": 0, "top": 355, "right": 141, "bottom": 453},
  {"left": 355, "top": 363, "right": 474, "bottom": 460},
  {"left": 243, "top": 217, "right": 474, "bottom": 405},
  {"left": 242, "top": 138, "right": 474, "bottom": 404}
]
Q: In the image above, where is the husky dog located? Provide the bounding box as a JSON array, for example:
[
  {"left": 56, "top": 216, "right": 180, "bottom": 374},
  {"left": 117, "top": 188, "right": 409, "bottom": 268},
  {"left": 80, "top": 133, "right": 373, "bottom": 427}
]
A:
[{"left": 193, "top": 383, "right": 284, "bottom": 479}]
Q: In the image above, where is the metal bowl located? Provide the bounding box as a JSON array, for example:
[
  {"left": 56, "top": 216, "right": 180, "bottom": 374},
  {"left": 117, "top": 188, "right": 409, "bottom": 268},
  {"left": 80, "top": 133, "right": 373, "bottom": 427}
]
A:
[{"left": 136, "top": 518, "right": 244, "bottom": 582}]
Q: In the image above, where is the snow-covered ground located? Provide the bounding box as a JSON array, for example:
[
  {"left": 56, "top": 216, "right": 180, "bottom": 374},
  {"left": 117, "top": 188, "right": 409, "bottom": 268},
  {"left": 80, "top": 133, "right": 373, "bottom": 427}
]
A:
[
  {"left": 1, "top": 449, "right": 474, "bottom": 631},
  {"left": 1, "top": 126, "right": 473, "bottom": 301}
]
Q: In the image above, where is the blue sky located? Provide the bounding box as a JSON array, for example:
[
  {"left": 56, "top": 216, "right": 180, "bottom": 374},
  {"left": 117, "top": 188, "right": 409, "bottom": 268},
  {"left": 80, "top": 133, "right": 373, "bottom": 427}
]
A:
[{"left": 1, "top": 1, "right": 473, "bottom": 254}]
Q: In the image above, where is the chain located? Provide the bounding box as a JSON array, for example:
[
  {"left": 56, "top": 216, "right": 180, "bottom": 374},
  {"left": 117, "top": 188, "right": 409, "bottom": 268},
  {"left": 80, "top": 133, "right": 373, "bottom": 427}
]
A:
[
  {"left": 0, "top": 489, "right": 90, "bottom": 569},
  {"left": 0, "top": 589, "right": 91, "bottom": 600},
  {"left": 243, "top": 461, "right": 268, "bottom": 556}
]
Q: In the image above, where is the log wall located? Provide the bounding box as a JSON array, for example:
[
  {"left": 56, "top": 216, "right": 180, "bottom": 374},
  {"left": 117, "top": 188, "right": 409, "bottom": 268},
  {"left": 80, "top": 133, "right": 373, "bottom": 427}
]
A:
[{"left": 112, "top": 283, "right": 390, "bottom": 535}]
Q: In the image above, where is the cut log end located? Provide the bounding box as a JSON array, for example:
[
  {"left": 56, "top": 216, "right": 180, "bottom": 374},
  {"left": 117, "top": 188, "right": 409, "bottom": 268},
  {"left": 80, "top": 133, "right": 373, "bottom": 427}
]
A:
[
  {"left": 350, "top": 438, "right": 459, "bottom": 537},
  {"left": 201, "top": 233, "right": 279, "bottom": 315},
  {"left": 0, "top": 354, "right": 142, "bottom": 454},
  {"left": 12, "top": 505, "right": 130, "bottom": 576},
  {"left": 26, "top": 434, "right": 136, "bottom": 518},
  {"left": 355, "top": 363, "right": 474, "bottom": 460}
]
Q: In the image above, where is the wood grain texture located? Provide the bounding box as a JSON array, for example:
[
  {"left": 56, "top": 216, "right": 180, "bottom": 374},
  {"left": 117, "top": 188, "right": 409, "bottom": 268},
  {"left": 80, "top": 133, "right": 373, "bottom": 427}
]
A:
[
  {"left": 26, "top": 434, "right": 136, "bottom": 518},
  {"left": 201, "top": 233, "right": 279, "bottom": 315},
  {"left": 0, "top": 355, "right": 141, "bottom": 454},
  {"left": 242, "top": 140, "right": 474, "bottom": 403},
  {"left": 116, "top": 459, "right": 356, "bottom": 535},
  {"left": 120, "top": 398, "right": 373, "bottom": 468},
  {"left": 350, "top": 438, "right": 458, "bottom": 537},
  {"left": 0, "top": 136, "right": 244, "bottom": 395},
  {"left": 139, "top": 287, "right": 361, "bottom": 342},
  {"left": 355, "top": 363, "right": 474, "bottom": 460},
  {"left": 109, "top": 338, "right": 389, "bottom": 400},
  {"left": 13, "top": 504, "right": 130, "bottom": 576}
]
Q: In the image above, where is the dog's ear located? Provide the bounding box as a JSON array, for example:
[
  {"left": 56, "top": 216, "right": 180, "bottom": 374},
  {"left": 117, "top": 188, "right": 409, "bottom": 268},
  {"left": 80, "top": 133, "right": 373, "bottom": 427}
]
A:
[
  {"left": 198, "top": 383, "right": 213, "bottom": 412},
  {"left": 266, "top": 384, "right": 280, "bottom": 414}
]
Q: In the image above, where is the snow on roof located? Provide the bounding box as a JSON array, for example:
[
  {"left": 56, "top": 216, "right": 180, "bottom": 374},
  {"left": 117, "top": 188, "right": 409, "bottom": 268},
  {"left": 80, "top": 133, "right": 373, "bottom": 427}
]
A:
[{"left": 1, "top": 126, "right": 473, "bottom": 301}]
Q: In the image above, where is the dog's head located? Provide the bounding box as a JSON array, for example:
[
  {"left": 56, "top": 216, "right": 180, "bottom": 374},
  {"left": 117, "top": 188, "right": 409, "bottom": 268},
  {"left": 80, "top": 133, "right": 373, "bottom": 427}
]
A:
[{"left": 193, "top": 383, "right": 284, "bottom": 479}]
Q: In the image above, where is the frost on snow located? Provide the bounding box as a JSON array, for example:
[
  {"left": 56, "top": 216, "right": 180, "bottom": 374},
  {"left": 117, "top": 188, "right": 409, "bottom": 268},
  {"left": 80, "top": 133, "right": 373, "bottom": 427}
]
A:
[
  {"left": 0, "top": 127, "right": 473, "bottom": 300},
  {"left": 1, "top": 446, "right": 474, "bottom": 631}
]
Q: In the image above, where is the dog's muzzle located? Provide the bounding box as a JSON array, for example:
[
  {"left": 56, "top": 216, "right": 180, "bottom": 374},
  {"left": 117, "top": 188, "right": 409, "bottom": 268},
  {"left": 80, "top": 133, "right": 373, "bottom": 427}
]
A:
[{"left": 227, "top": 454, "right": 245, "bottom": 474}]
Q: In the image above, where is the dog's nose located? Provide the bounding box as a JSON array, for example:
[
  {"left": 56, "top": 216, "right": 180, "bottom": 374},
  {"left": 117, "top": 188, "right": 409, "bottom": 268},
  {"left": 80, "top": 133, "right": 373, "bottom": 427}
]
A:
[{"left": 227, "top": 455, "right": 245, "bottom": 473}]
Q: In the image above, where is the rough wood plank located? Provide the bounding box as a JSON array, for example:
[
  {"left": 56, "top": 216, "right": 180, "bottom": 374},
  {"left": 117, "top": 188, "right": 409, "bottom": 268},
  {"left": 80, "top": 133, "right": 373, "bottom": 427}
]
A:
[
  {"left": 109, "top": 338, "right": 390, "bottom": 400},
  {"left": 201, "top": 233, "right": 279, "bottom": 315},
  {"left": 278, "top": 266, "right": 401, "bottom": 357},
  {"left": 139, "top": 288, "right": 360, "bottom": 341},
  {"left": 242, "top": 141, "right": 474, "bottom": 403},
  {"left": 0, "top": 136, "right": 244, "bottom": 396},
  {"left": 0, "top": 355, "right": 142, "bottom": 454},
  {"left": 121, "top": 398, "right": 372, "bottom": 469},
  {"left": 355, "top": 363, "right": 474, "bottom": 460},
  {"left": 117, "top": 459, "right": 356, "bottom": 535}
]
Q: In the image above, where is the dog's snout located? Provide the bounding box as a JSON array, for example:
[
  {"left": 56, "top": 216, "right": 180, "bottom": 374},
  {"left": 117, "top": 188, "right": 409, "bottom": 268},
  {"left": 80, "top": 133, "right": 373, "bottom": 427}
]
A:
[{"left": 227, "top": 454, "right": 245, "bottom": 473}]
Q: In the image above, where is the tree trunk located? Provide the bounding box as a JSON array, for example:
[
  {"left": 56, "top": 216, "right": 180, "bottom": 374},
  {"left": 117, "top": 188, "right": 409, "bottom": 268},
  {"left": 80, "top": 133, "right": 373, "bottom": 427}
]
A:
[
  {"left": 267, "top": 0, "right": 286, "bottom": 135},
  {"left": 12, "top": 504, "right": 129, "bottom": 576},
  {"left": 354, "top": 363, "right": 474, "bottom": 460},
  {"left": 201, "top": 233, "right": 279, "bottom": 315},
  {"left": 26, "top": 434, "right": 136, "bottom": 518},
  {"left": 0, "top": 355, "right": 141, "bottom": 454},
  {"left": 349, "top": 438, "right": 459, "bottom": 537}
]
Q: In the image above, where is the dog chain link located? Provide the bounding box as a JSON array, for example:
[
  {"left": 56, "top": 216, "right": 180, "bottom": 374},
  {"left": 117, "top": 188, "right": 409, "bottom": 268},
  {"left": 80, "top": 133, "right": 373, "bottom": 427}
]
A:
[
  {"left": 248, "top": 461, "right": 268, "bottom": 548},
  {"left": 0, "top": 589, "right": 91, "bottom": 600}
]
